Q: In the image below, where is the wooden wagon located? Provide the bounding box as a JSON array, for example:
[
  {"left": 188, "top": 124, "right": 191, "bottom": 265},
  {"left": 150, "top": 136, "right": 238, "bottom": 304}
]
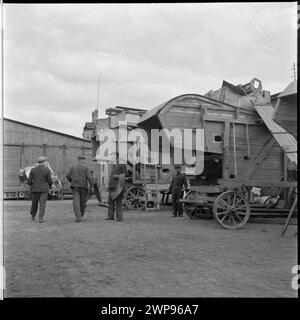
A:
[
  {"left": 137, "top": 78, "right": 297, "bottom": 229},
  {"left": 123, "top": 162, "right": 175, "bottom": 210}
]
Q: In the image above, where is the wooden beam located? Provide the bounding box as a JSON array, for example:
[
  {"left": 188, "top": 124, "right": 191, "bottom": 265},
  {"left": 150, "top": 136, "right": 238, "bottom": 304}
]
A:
[
  {"left": 222, "top": 121, "right": 230, "bottom": 180},
  {"left": 204, "top": 116, "right": 258, "bottom": 125},
  {"left": 245, "top": 124, "right": 250, "bottom": 159},
  {"left": 218, "top": 179, "right": 297, "bottom": 188},
  {"left": 232, "top": 123, "right": 237, "bottom": 177}
]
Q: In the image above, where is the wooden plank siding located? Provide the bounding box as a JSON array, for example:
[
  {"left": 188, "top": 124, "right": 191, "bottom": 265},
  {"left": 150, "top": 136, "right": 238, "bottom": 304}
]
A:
[{"left": 3, "top": 119, "right": 99, "bottom": 194}]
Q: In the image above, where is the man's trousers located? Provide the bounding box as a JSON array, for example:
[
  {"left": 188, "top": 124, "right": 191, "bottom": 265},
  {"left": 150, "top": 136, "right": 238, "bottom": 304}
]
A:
[
  {"left": 72, "top": 187, "right": 88, "bottom": 220},
  {"left": 171, "top": 188, "right": 184, "bottom": 216},
  {"left": 30, "top": 192, "right": 48, "bottom": 219},
  {"left": 107, "top": 191, "right": 123, "bottom": 221}
]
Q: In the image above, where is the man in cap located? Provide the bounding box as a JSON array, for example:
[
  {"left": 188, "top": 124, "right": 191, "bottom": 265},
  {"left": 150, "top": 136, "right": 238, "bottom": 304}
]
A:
[
  {"left": 168, "top": 165, "right": 189, "bottom": 217},
  {"left": 106, "top": 153, "right": 128, "bottom": 221},
  {"left": 66, "top": 155, "right": 94, "bottom": 222},
  {"left": 27, "top": 156, "right": 53, "bottom": 223}
]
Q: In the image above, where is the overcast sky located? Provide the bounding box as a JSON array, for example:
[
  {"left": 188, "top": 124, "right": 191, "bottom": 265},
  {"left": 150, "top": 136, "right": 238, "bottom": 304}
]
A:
[{"left": 4, "top": 3, "right": 297, "bottom": 137}]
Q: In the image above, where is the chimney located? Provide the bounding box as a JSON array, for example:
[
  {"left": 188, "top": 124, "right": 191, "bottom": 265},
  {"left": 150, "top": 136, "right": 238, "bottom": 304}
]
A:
[{"left": 92, "top": 109, "right": 98, "bottom": 122}]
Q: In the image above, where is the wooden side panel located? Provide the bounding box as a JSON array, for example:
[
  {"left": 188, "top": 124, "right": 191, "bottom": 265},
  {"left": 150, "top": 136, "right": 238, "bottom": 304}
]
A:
[
  {"left": 163, "top": 105, "right": 202, "bottom": 128},
  {"left": 204, "top": 122, "right": 224, "bottom": 154},
  {"left": 4, "top": 146, "right": 22, "bottom": 189},
  {"left": 226, "top": 123, "right": 283, "bottom": 181}
]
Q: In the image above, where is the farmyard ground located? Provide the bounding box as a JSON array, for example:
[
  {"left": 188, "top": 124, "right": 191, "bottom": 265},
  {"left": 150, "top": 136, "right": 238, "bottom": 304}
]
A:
[{"left": 4, "top": 199, "right": 297, "bottom": 297}]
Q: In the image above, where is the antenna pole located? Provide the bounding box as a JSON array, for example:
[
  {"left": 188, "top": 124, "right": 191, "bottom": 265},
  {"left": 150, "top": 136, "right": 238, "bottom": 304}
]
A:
[
  {"left": 96, "top": 73, "right": 100, "bottom": 113},
  {"left": 291, "top": 63, "right": 296, "bottom": 81}
]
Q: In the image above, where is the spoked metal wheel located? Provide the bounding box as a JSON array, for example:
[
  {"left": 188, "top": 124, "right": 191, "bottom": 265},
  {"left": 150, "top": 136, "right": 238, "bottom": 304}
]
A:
[
  {"left": 213, "top": 191, "right": 250, "bottom": 229},
  {"left": 183, "top": 191, "right": 211, "bottom": 219},
  {"left": 124, "top": 186, "right": 146, "bottom": 210}
]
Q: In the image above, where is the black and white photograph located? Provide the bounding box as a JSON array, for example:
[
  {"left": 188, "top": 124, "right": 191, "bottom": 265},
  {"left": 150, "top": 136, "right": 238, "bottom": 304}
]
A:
[{"left": 1, "top": 2, "right": 298, "bottom": 302}]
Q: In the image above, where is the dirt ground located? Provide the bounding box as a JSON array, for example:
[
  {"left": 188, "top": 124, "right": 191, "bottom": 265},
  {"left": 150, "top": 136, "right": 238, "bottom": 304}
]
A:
[{"left": 4, "top": 197, "right": 298, "bottom": 298}]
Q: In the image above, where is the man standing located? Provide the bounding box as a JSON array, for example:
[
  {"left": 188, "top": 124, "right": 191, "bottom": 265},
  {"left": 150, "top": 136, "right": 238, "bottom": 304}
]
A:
[
  {"left": 106, "top": 159, "right": 127, "bottom": 221},
  {"left": 86, "top": 170, "right": 102, "bottom": 205},
  {"left": 168, "top": 165, "right": 189, "bottom": 217},
  {"left": 27, "top": 156, "right": 53, "bottom": 223},
  {"left": 66, "top": 156, "right": 93, "bottom": 222}
]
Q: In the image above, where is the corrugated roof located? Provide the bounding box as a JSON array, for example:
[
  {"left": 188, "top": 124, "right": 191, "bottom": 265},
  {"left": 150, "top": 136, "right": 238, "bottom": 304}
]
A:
[{"left": 278, "top": 80, "right": 297, "bottom": 98}]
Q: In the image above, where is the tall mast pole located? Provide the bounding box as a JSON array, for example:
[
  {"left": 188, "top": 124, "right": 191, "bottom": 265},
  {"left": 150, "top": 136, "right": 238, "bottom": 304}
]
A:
[{"left": 96, "top": 72, "right": 100, "bottom": 113}]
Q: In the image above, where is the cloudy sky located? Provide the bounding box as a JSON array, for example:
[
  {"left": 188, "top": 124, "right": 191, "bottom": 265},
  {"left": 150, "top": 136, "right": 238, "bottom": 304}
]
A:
[{"left": 4, "top": 3, "right": 297, "bottom": 137}]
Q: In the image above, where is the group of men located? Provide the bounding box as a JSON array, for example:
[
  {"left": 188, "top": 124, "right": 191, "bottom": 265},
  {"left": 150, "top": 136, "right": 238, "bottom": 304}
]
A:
[{"left": 27, "top": 156, "right": 189, "bottom": 223}]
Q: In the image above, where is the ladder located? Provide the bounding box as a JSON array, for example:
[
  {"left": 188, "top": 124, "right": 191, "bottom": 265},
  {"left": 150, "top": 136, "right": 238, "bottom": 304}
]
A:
[{"left": 143, "top": 163, "right": 160, "bottom": 210}]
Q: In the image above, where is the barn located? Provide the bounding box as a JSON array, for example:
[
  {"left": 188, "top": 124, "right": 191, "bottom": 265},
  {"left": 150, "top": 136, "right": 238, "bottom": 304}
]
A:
[{"left": 3, "top": 118, "right": 99, "bottom": 199}]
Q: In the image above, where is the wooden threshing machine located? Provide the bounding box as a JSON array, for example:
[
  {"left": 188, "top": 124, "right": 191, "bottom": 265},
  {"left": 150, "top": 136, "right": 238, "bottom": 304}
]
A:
[{"left": 137, "top": 78, "right": 297, "bottom": 229}]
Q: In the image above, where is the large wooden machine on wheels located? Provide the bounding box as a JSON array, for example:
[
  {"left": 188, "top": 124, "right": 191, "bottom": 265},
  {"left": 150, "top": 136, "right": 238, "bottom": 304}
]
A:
[{"left": 137, "top": 78, "right": 297, "bottom": 229}]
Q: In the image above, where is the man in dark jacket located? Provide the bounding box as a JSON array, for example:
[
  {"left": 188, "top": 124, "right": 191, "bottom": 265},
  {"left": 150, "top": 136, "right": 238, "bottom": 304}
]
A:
[
  {"left": 66, "top": 156, "right": 93, "bottom": 222},
  {"left": 168, "top": 165, "right": 189, "bottom": 217},
  {"left": 27, "top": 156, "right": 53, "bottom": 223},
  {"left": 106, "top": 160, "right": 127, "bottom": 221}
]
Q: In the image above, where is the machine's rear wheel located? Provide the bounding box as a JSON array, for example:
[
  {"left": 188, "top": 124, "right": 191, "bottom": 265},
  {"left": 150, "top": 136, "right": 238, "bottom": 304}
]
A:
[
  {"left": 213, "top": 191, "right": 250, "bottom": 229},
  {"left": 124, "top": 186, "right": 146, "bottom": 210}
]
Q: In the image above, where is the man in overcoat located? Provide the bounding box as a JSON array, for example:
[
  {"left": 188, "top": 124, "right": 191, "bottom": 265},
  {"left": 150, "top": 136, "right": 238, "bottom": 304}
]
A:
[
  {"left": 27, "top": 156, "right": 53, "bottom": 223},
  {"left": 66, "top": 156, "right": 94, "bottom": 222},
  {"left": 168, "top": 165, "right": 189, "bottom": 217},
  {"left": 106, "top": 155, "right": 127, "bottom": 222}
]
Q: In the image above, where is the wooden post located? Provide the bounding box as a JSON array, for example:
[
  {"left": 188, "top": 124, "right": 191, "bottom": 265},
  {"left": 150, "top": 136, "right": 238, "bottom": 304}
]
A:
[
  {"left": 232, "top": 122, "right": 237, "bottom": 177},
  {"left": 283, "top": 152, "right": 288, "bottom": 203},
  {"left": 281, "top": 194, "right": 297, "bottom": 236},
  {"left": 245, "top": 124, "right": 250, "bottom": 159},
  {"left": 223, "top": 121, "right": 230, "bottom": 180}
]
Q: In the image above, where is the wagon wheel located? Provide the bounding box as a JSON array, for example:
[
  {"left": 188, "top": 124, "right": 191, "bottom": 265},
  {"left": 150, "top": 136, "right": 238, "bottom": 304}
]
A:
[
  {"left": 183, "top": 191, "right": 210, "bottom": 219},
  {"left": 213, "top": 191, "right": 250, "bottom": 229},
  {"left": 124, "top": 186, "right": 146, "bottom": 210}
]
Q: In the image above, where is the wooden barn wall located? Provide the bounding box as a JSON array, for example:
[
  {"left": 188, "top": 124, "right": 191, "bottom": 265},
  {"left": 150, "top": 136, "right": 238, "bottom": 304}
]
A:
[{"left": 4, "top": 120, "right": 100, "bottom": 192}]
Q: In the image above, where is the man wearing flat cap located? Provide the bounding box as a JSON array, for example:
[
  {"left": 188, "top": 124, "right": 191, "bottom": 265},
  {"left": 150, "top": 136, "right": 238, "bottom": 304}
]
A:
[
  {"left": 27, "top": 156, "right": 53, "bottom": 223},
  {"left": 66, "top": 155, "right": 93, "bottom": 222},
  {"left": 168, "top": 165, "right": 189, "bottom": 217}
]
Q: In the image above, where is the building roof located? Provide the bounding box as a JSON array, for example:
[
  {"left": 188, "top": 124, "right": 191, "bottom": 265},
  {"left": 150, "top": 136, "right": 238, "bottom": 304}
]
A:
[
  {"left": 83, "top": 122, "right": 95, "bottom": 130},
  {"left": 278, "top": 80, "right": 297, "bottom": 98},
  {"left": 106, "top": 106, "right": 147, "bottom": 116},
  {"left": 4, "top": 117, "right": 90, "bottom": 142}
]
